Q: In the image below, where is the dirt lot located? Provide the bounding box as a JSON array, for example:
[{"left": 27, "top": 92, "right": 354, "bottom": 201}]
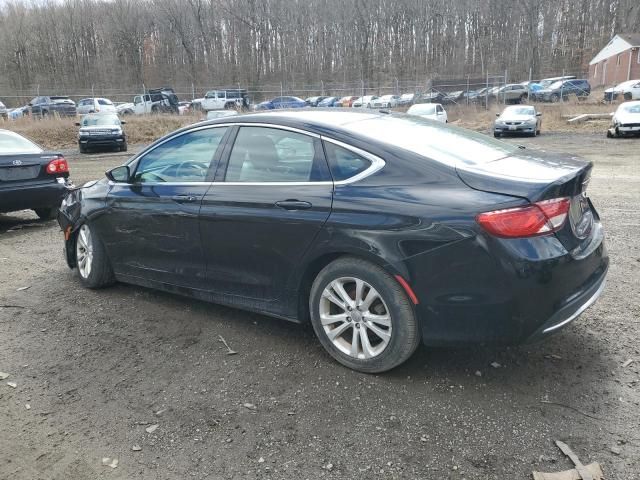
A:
[{"left": 1, "top": 132, "right": 639, "bottom": 479}]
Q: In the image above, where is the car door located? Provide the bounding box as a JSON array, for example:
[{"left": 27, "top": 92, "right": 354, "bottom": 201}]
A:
[
  {"left": 97, "top": 126, "right": 231, "bottom": 287},
  {"left": 199, "top": 125, "right": 333, "bottom": 309}
]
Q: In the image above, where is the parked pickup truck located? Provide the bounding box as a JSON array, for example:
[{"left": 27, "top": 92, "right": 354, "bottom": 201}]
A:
[
  {"left": 132, "top": 87, "right": 179, "bottom": 115},
  {"left": 201, "top": 89, "right": 250, "bottom": 111},
  {"left": 28, "top": 96, "right": 77, "bottom": 117}
]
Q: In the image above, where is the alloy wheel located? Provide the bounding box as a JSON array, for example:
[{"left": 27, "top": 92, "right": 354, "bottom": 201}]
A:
[
  {"left": 319, "top": 277, "right": 392, "bottom": 359},
  {"left": 76, "top": 224, "right": 94, "bottom": 279}
]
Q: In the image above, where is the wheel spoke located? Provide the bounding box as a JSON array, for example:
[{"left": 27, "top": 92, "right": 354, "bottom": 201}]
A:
[
  {"left": 326, "top": 321, "right": 351, "bottom": 341},
  {"left": 354, "top": 279, "right": 365, "bottom": 306},
  {"left": 364, "top": 321, "right": 391, "bottom": 342},
  {"left": 320, "top": 312, "right": 349, "bottom": 326},
  {"left": 350, "top": 327, "right": 361, "bottom": 356},
  {"left": 360, "top": 286, "right": 380, "bottom": 311},
  {"left": 332, "top": 280, "right": 355, "bottom": 309},
  {"left": 322, "top": 288, "right": 347, "bottom": 310},
  {"left": 360, "top": 327, "right": 376, "bottom": 359},
  {"left": 362, "top": 312, "right": 391, "bottom": 327}
]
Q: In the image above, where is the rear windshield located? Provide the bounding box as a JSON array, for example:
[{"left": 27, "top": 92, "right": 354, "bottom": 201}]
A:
[
  {"left": 344, "top": 115, "right": 518, "bottom": 167},
  {"left": 0, "top": 131, "right": 43, "bottom": 154},
  {"left": 51, "top": 96, "right": 72, "bottom": 103}
]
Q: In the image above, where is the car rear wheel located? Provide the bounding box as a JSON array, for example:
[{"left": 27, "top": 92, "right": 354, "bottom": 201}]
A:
[
  {"left": 75, "top": 223, "right": 115, "bottom": 289},
  {"left": 550, "top": 94, "right": 560, "bottom": 103},
  {"left": 309, "top": 257, "right": 420, "bottom": 373},
  {"left": 34, "top": 207, "right": 58, "bottom": 220},
  {"left": 120, "top": 141, "right": 128, "bottom": 152}
]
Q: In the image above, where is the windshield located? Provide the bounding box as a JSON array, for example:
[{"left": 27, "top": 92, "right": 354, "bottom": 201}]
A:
[
  {"left": 81, "top": 115, "right": 120, "bottom": 126},
  {"left": 98, "top": 99, "right": 113, "bottom": 106},
  {"left": 408, "top": 104, "right": 436, "bottom": 115},
  {"left": 621, "top": 103, "right": 640, "bottom": 113},
  {"left": 0, "top": 131, "right": 43, "bottom": 154},
  {"left": 503, "top": 106, "right": 535, "bottom": 116},
  {"left": 344, "top": 115, "right": 518, "bottom": 167}
]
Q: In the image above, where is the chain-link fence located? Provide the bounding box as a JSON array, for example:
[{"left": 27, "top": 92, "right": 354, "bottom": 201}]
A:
[{"left": 1, "top": 69, "right": 607, "bottom": 111}]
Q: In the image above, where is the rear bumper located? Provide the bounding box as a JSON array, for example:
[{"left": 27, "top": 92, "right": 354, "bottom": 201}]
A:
[
  {"left": 0, "top": 179, "right": 71, "bottom": 213},
  {"left": 404, "top": 222, "right": 608, "bottom": 346}
]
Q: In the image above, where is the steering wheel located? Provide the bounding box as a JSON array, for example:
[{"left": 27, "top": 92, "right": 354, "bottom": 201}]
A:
[{"left": 175, "top": 161, "right": 207, "bottom": 179}]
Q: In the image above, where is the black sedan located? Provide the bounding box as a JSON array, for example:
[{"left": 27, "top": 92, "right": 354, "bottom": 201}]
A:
[
  {"left": 1, "top": 129, "right": 72, "bottom": 219},
  {"left": 57, "top": 111, "right": 608, "bottom": 372}
]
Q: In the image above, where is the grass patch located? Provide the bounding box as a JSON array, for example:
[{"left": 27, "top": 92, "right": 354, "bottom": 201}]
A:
[{"left": 1, "top": 114, "right": 202, "bottom": 150}]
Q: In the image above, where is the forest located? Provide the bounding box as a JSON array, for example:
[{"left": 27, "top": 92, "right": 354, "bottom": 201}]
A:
[{"left": 0, "top": 0, "right": 639, "bottom": 96}]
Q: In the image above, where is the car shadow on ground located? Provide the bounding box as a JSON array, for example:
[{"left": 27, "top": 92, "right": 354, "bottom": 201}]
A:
[
  {"left": 101, "top": 279, "right": 613, "bottom": 392},
  {"left": 0, "top": 211, "right": 55, "bottom": 234}
]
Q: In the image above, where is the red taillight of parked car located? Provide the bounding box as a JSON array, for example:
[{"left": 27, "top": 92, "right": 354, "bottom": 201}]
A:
[
  {"left": 46, "top": 156, "right": 69, "bottom": 174},
  {"left": 476, "top": 197, "right": 570, "bottom": 238}
]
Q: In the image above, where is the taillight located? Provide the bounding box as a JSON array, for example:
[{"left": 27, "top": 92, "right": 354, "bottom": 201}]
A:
[
  {"left": 476, "top": 197, "right": 570, "bottom": 238},
  {"left": 46, "top": 156, "right": 69, "bottom": 175}
]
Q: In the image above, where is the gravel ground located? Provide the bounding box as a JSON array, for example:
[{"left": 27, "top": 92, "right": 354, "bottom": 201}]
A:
[{"left": 0, "top": 133, "right": 638, "bottom": 479}]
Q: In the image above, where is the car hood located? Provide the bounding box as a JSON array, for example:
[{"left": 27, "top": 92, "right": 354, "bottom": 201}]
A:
[{"left": 456, "top": 149, "right": 591, "bottom": 203}]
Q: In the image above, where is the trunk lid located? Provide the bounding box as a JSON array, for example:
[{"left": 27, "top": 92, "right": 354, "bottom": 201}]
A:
[
  {"left": 456, "top": 149, "right": 596, "bottom": 254},
  {"left": 0, "top": 153, "right": 62, "bottom": 184}
]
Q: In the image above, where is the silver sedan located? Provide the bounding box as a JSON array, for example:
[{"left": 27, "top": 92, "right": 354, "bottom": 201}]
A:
[{"left": 493, "top": 105, "right": 542, "bottom": 137}]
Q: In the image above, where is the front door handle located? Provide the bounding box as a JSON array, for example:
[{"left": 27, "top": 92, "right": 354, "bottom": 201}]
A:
[
  {"left": 275, "top": 200, "right": 312, "bottom": 210},
  {"left": 172, "top": 194, "right": 198, "bottom": 203}
]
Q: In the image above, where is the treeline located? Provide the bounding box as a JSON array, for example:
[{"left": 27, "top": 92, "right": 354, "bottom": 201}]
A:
[{"left": 0, "top": 0, "right": 639, "bottom": 93}]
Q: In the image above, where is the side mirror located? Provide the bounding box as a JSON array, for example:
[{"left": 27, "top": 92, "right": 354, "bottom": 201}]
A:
[
  {"left": 536, "top": 112, "right": 542, "bottom": 117},
  {"left": 495, "top": 113, "right": 500, "bottom": 117},
  {"left": 105, "top": 165, "right": 130, "bottom": 183},
  {"left": 120, "top": 120, "right": 126, "bottom": 125},
  {"left": 75, "top": 122, "right": 81, "bottom": 126}
]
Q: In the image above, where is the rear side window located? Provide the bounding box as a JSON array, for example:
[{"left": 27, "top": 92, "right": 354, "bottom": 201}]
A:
[
  {"left": 225, "top": 126, "right": 327, "bottom": 183},
  {"left": 323, "top": 142, "right": 371, "bottom": 181},
  {"left": 98, "top": 99, "right": 113, "bottom": 105}
]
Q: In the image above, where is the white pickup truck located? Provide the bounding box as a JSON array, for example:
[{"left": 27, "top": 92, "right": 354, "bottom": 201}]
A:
[
  {"left": 201, "top": 89, "right": 249, "bottom": 111},
  {"left": 131, "top": 88, "right": 179, "bottom": 115}
]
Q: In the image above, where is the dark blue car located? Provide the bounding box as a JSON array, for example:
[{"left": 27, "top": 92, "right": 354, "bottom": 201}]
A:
[
  {"left": 318, "top": 96, "right": 340, "bottom": 107},
  {"left": 57, "top": 111, "right": 607, "bottom": 373},
  {"left": 256, "top": 96, "right": 306, "bottom": 110}
]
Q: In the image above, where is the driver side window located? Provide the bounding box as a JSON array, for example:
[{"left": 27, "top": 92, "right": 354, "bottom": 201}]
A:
[{"left": 133, "top": 127, "right": 228, "bottom": 183}]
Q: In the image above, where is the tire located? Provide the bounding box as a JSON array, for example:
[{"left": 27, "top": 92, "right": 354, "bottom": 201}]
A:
[
  {"left": 309, "top": 257, "right": 420, "bottom": 373},
  {"left": 34, "top": 207, "right": 58, "bottom": 220},
  {"left": 550, "top": 94, "right": 560, "bottom": 103},
  {"left": 74, "top": 223, "right": 115, "bottom": 289},
  {"left": 519, "top": 94, "right": 527, "bottom": 104},
  {"left": 623, "top": 93, "right": 632, "bottom": 101},
  {"left": 606, "top": 129, "right": 614, "bottom": 138},
  {"left": 79, "top": 143, "right": 87, "bottom": 154},
  {"left": 493, "top": 132, "right": 500, "bottom": 138},
  {"left": 120, "top": 141, "right": 128, "bottom": 152}
]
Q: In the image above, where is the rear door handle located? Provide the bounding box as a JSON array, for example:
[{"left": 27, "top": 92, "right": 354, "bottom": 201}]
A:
[
  {"left": 275, "top": 200, "right": 312, "bottom": 210},
  {"left": 172, "top": 194, "right": 198, "bottom": 203}
]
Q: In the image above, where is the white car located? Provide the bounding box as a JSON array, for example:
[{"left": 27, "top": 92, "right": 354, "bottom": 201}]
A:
[
  {"left": 352, "top": 95, "right": 378, "bottom": 108},
  {"left": 116, "top": 102, "right": 135, "bottom": 115},
  {"left": 608, "top": 101, "right": 640, "bottom": 138},
  {"left": 206, "top": 110, "right": 239, "bottom": 120},
  {"left": 372, "top": 95, "right": 400, "bottom": 108},
  {"left": 406, "top": 103, "right": 448, "bottom": 123},
  {"left": 201, "top": 90, "right": 248, "bottom": 111},
  {"left": 398, "top": 93, "right": 415, "bottom": 106},
  {"left": 604, "top": 79, "right": 640, "bottom": 101},
  {"left": 77, "top": 98, "right": 116, "bottom": 115}
]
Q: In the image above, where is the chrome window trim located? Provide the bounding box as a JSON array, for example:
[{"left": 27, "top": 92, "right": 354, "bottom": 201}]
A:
[
  {"left": 320, "top": 136, "right": 386, "bottom": 186},
  {"left": 114, "top": 122, "right": 385, "bottom": 187}
]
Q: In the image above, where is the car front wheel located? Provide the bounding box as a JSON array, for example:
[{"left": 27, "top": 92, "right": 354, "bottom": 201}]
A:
[
  {"left": 34, "top": 207, "right": 58, "bottom": 220},
  {"left": 75, "top": 223, "right": 115, "bottom": 289},
  {"left": 309, "top": 257, "right": 420, "bottom": 373}
]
